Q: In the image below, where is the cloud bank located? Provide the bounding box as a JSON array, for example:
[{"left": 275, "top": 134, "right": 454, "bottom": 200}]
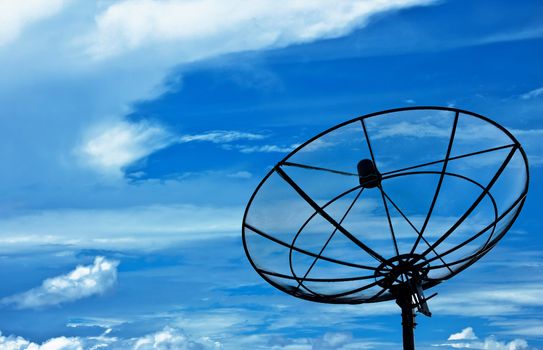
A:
[
  {"left": 0, "top": 326, "right": 220, "bottom": 350},
  {"left": 132, "top": 326, "right": 221, "bottom": 350},
  {"left": 0, "top": 0, "right": 436, "bottom": 207},
  {"left": 0, "top": 332, "right": 82, "bottom": 350},
  {"left": 0, "top": 0, "right": 69, "bottom": 47},
  {"left": 87, "top": 0, "right": 434, "bottom": 59},
  {"left": 438, "top": 328, "right": 528, "bottom": 350},
  {"left": 2, "top": 256, "right": 119, "bottom": 309},
  {"left": 0, "top": 204, "right": 243, "bottom": 251}
]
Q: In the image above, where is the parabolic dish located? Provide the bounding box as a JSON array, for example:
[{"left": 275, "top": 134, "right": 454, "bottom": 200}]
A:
[{"left": 242, "top": 106, "right": 529, "bottom": 304}]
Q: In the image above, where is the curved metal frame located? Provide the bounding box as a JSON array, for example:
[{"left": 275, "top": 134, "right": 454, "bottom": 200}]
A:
[
  {"left": 286, "top": 170, "right": 500, "bottom": 301},
  {"left": 242, "top": 106, "right": 529, "bottom": 305}
]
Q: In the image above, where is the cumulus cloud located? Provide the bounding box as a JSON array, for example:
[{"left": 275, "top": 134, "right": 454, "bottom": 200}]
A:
[
  {"left": 437, "top": 328, "right": 528, "bottom": 350},
  {"left": 2, "top": 256, "right": 119, "bottom": 309},
  {"left": 132, "top": 326, "right": 221, "bottom": 350},
  {"left": 255, "top": 331, "right": 391, "bottom": 350},
  {"left": 0, "top": 0, "right": 68, "bottom": 46},
  {"left": 448, "top": 327, "right": 478, "bottom": 341},
  {"left": 0, "top": 331, "right": 82, "bottom": 350},
  {"left": 0, "top": 326, "right": 221, "bottom": 350},
  {"left": 86, "top": 0, "right": 433, "bottom": 59},
  {"left": 78, "top": 120, "right": 175, "bottom": 178}
]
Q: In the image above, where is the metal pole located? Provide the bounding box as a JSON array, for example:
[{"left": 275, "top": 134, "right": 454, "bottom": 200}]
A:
[{"left": 397, "top": 292, "right": 416, "bottom": 350}]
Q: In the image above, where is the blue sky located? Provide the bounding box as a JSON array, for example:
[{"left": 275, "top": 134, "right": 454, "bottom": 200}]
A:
[{"left": 0, "top": 0, "right": 542, "bottom": 349}]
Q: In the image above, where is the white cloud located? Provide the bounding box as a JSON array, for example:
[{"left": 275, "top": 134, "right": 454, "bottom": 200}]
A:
[
  {"left": 511, "top": 128, "right": 543, "bottom": 137},
  {"left": 0, "top": 0, "right": 68, "bottom": 46},
  {"left": 2, "top": 256, "right": 119, "bottom": 309},
  {"left": 0, "top": 204, "right": 242, "bottom": 250},
  {"left": 315, "top": 332, "right": 352, "bottom": 349},
  {"left": 132, "top": 326, "right": 221, "bottom": 350},
  {"left": 74, "top": 0, "right": 462, "bottom": 179},
  {"left": 235, "top": 330, "right": 392, "bottom": 350},
  {"left": 438, "top": 328, "right": 528, "bottom": 350},
  {"left": 368, "top": 118, "right": 543, "bottom": 166},
  {"left": 78, "top": 120, "right": 175, "bottom": 178},
  {"left": 226, "top": 171, "right": 252, "bottom": 179},
  {"left": 86, "top": 0, "right": 434, "bottom": 59},
  {"left": 475, "top": 27, "right": 543, "bottom": 48},
  {"left": 490, "top": 319, "right": 543, "bottom": 338},
  {"left": 430, "top": 283, "right": 543, "bottom": 317},
  {"left": 179, "top": 130, "right": 266, "bottom": 143},
  {"left": 0, "top": 0, "right": 434, "bottom": 214},
  {"left": 370, "top": 118, "right": 527, "bottom": 142},
  {"left": 220, "top": 137, "right": 335, "bottom": 154},
  {"left": 77, "top": 123, "right": 268, "bottom": 178},
  {"left": 520, "top": 87, "right": 543, "bottom": 100},
  {"left": 0, "top": 326, "right": 220, "bottom": 350},
  {"left": 448, "top": 327, "right": 478, "bottom": 341},
  {"left": 66, "top": 317, "right": 126, "bottom": 330},
  {"left": 317, "top": 280, "right": 543, "bottom": 320},
  {"left": 0, "top": 332, "right": 82, "bottom": 350}
]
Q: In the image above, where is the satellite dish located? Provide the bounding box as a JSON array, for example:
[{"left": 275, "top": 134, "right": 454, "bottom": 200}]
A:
[{"left": 242, "top": 106, "right": 529, "bottom": 350}]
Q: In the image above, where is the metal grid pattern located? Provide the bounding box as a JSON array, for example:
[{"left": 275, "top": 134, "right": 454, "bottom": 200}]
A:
[{"left": 242, "top": 106, "right": 529, "bottom": 305}]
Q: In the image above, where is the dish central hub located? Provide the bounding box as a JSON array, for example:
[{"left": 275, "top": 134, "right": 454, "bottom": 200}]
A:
[
  {"left": 357, "top": 159, "right": 382, "bottom": 188},
  {"left": 373, "top": 254, "right": 430, "bottom": 289}
]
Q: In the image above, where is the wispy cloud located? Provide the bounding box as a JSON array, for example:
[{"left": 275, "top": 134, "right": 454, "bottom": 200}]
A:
[
  {"left": 226, "top": 170, "right": 253, "bottom": 179},
  {"left": 490, "top": 319, "right": 543, "bottom": 338},
  {"left": 367, "top": 117, "right": 543, "bottom": 166},
  {"left": 2, "top": 256, "right": 119, "bottom": 309},
  {"left": 369, "top": 117, "right": 543, "bottom": 142},
  {"left": 222, "top": 139, "right": 335, "bottom": 153},
  {"left": 372, "top": 120, "right": 450, "bottom": 140},
  {"left": 66, "top": 317, "right": 126, "bottom": 330},
  {"left": 179, "top": 130, "right": 266, "bottom": 143},
  {"left": 520, "top": 87, "right": 543, "bottom": 100},
  {"left": 228, "top": 143, "right": 300, "bottom": 153},
  {"left": 222, "top": 138, "right": 334, "bottom": 153},
  {"left": 78, "top": 123, "right": 270, "bottom": 178},
  {"left": 430, "top": 283, "right": 543, "bottom": 317},
  {"left": 0, "top": 204, "right": 242, "bottom": 250},
  {"left": 510, "top": 128, "right": 543, "bottom": 166}
]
